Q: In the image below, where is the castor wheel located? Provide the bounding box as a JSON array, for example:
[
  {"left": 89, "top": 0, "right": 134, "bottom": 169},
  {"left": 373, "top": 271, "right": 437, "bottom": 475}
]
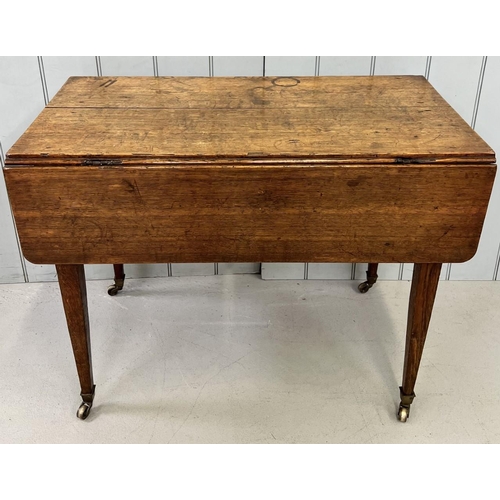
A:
[
  {"left": 77, "top": 402, "right": 92, "bottom": 420},
  {"left": 358, "top": 281, "right": 372, "bottom": 294},
  {"left": 107, "top": 274, "right": 125, "bottom": 296},
  {"left": 397, "top": 405, "right": 410, "bottom": 423},
  {"left": 107, "top": 285, "right": 120, "bottom": 296}
]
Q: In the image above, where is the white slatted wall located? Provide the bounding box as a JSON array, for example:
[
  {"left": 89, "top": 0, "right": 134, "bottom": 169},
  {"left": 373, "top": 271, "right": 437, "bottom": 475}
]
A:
[{"left": 1, "top": 56, "right": 499, "bottom": 284}]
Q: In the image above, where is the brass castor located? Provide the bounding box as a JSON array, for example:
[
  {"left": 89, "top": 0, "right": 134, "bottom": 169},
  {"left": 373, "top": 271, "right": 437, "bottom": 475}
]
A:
[
  {"left": 77, "top": 402, "right": 92, "bottom": 420},
  {"left": 397, "top": 405, "right": 410, "bottom": 423},
  {"left": 358, "top": 281, "right": 372, "bottom": 294},
  {"left": 397, "top": 387, "right": 415, "bottom": 422},
  {"left": 107, "top": 284, "right": 121, "bottom": 296},
  {"left": 107, "top": 275, "right": 125, "bottom": 296}
]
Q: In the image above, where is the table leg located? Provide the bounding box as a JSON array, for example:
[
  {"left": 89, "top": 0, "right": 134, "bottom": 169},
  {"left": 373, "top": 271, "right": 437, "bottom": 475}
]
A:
[
  {"left": 398, "top": 262, "right": 442, "bottom": 422},
  {"left": 56, "top": 264, "right": 95, "bottom": 420},
  {"left": 108, "top": 264, "right": 125, "bottom": 296},
  {"left": 358, "top": 263, "right": 379, "bottom": 293}
]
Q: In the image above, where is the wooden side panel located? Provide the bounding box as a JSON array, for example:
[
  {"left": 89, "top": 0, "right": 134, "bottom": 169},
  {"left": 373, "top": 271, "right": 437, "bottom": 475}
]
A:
[{"left": 5, "top": 165, "right": 495, "bottom": 265}]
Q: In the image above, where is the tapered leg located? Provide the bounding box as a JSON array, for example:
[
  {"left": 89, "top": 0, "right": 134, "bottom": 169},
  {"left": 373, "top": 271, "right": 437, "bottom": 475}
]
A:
[
  {"left": 56, "top": 264, "right": 95, "bottom": 420},
  {"left": 358, "top": 263, "right": 379, "bottom": 293},
  {"left": 108, "top": 264, "right": 125, "bottom": 296},
  {"left": 398, "top": 262, "right": 442, "bottom": 422}
]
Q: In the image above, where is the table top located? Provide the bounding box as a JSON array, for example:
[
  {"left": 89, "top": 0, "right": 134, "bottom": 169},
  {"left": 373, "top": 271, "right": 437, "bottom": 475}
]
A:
[
  {"left": 3, "top": 75, "right": 496, "bottom": 266},
  {"left": 6, "top": 76, "right": 495, "bottom": 166}
]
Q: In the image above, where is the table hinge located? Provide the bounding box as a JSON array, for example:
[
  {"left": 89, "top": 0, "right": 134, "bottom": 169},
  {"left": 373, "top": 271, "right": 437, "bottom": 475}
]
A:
[
  {"left": 395, "top": 157, "right": 436, "bottom": 164},
  {"left": 82, "top": 159, "right": 122, "bottom": 166},
  {"left": 247, "top": 152, "right": 267, "bottom": 157}
]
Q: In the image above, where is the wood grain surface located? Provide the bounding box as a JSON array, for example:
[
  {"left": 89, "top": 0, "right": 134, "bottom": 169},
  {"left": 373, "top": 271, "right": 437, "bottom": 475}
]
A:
[
  {"left": 402, "top": 263, "right": 442, "bottom": 396},
  {"left": 5, "top": 76, "right": 495, "bottom": 164},
  {"left": 5, "top": 164, "right": 495, "bottom": 264},
  {"left": 56, "top": 264, "right": 94, "bottom": 396}
]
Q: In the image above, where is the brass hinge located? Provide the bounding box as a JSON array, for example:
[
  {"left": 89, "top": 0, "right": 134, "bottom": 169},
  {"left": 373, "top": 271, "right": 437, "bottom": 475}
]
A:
[
  {"left": 82, "top": 159, "right": 122, "bottom": 166},
  {"left": 395, "top": 157, "right": 436, "bottom": 164}
]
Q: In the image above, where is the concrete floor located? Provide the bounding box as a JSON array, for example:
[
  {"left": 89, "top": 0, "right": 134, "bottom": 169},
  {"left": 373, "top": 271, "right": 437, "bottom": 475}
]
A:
[{"left": 1, "top": 274, "right": 499, "bottom": 443}]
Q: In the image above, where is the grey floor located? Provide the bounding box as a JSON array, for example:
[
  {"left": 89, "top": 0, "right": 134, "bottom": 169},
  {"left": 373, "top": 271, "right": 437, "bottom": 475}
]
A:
[{"left": 1, "top": 274, "right": 499, "bottom": 443}]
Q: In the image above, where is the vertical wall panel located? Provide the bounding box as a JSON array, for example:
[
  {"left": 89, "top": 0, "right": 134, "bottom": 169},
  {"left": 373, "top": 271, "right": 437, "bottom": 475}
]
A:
[
  {"left": 213, "top": 56, "right": 263, "bottom": 76},
  {"left": 218, "top": 263, "right": 260, "bottom": 274},
  {"left": 0, "top": 57, "right": 46, "bottom": 283},
  {"left": 0, "top": 140, "right": 24, "bottom": 283},
  {"left": 374, "top": 56, "right": 428, "bottom": 75},
  {"left": 428, "top": 56, "right": 483, "bottom": 124},
  {"left": 261, "top": 263, "right": 305, "bottom": 280},
  {"left": 157, "top": 57, "right": 209, "bottom": 76},
  {"left": 264, "top": 56, "right": 317, "bottom": 76},
  {"left": 319, "top": 56, "right": 371, "bottom": 76},
  {"left": 100, "top": 56, "right": 154, "bottom": 76},
  {"left": 42, "top": 56, "right": 97, "bottom": 99},
  {"left": 0, "top": 57, "right": 45, "bottom": 153},
  {"left": 308, "top": 263, "right": 352, "bottom": 280},
  {"left": 171, "top": 264, "right": 215, "bottom": 277},
  {"left": 450, "top": 57, "right": 500, "bottom": 280},
  {"left": 84, "top": 264, "right": 170, "bottom": 281}
]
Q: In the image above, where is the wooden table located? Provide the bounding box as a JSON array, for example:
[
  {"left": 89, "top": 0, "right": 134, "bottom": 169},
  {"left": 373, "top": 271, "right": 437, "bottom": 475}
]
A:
[{"left": 3, "top": 76, "right": 496, "bottom": 422}]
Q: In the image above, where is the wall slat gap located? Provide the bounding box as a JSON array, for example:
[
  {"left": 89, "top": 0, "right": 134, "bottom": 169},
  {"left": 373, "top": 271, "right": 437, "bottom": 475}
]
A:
[{"left": 95, "top": 56, "right": 102, "bottom": 76}]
